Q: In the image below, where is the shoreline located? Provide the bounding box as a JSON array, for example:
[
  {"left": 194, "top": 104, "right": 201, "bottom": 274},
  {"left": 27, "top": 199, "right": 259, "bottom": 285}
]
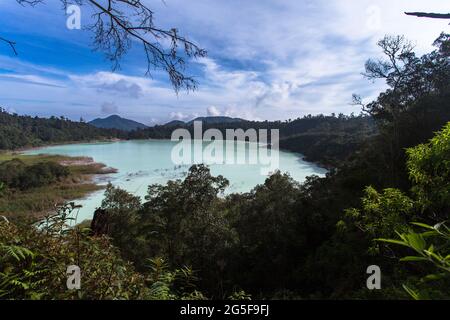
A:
[{"left": 12, "top": 137, "right": 124, "bottom": 154}]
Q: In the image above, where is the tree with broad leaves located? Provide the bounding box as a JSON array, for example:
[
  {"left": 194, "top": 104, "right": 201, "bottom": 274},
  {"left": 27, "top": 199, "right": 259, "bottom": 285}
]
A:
[{"left": 0, "top": 0, "right": 207, "bottom": 93}]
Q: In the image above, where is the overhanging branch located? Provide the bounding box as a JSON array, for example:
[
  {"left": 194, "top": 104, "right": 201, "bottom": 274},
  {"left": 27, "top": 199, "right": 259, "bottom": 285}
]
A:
[
  {"left": 0, "top": 36, "right": 18, "bottom": 55},
  {"left": 5, "top": 0, "right": 207, "bottom": 92},
  {"left": 405, "top": 12, "right": 450, "bottom": 19}
]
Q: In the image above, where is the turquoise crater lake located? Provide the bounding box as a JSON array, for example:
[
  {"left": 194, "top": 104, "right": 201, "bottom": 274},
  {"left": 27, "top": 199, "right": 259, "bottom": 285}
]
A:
[{"left": 24, "top": 140, "right": 327, "bottom": 222}]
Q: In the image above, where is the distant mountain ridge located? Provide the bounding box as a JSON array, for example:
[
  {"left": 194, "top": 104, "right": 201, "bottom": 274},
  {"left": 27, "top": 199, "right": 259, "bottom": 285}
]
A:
[
  {"left": 89, "top": 115, "right": 148, "bottom": 131},
  {"left": 163, "top": 120, "right": 186, "bottom": 127}
]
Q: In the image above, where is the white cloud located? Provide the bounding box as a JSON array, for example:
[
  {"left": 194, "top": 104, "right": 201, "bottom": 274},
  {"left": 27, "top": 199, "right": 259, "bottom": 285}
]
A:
[
  {"left": 69, "top": 72, "right": 151, "bottom": 98},
  {"left": 207, "top": 106, "right": 221, "bottom": 116},
  {"left": 101, "top": 102, "right": 119, "bottom": 115},
  {"left": 169, "top": 111, "right": 190, "bottom": 121},
  {"left": 0, "top": 74, "right": 66, "bottom": 88}
]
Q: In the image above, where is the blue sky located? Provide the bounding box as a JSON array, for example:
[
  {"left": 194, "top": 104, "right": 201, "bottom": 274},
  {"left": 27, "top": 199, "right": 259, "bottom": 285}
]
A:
[{"left": 0, "top": 0, "right": 448, "bottom": 124}]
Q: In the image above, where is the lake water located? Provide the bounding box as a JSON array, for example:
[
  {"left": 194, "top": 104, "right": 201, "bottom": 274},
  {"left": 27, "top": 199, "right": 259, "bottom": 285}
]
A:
[{"left": 24, "top": 140, "right": 327, "bottom": 222}]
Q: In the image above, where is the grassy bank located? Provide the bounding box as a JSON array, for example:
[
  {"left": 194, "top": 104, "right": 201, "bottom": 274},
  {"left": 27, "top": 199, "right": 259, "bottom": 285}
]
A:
[{"left": 0, "top": 153, "right": 116, "bottom": 218}]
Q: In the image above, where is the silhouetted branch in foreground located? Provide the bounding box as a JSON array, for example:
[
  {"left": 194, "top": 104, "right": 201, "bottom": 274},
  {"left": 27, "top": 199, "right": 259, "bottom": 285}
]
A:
[
  {"left": 405, "top": 12, "right": 450, "bottom": 20},
  {"left": 6, "top": 0, "right": 207, "bottom": 92},
  {"left": 0, "top": 37, "right": 17, "bottom": 55}
]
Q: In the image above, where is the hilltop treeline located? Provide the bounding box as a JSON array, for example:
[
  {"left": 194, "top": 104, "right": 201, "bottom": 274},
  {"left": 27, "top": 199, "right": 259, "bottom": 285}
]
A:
[
  {"left": 0, "top": 111, "right": 125, "bottom": 150},
  {"left": 0, "top": 33, "right": 449, "bottom": 300}
]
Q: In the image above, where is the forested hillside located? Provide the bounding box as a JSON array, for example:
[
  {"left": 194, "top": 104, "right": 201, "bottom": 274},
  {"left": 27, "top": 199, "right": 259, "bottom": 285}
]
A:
[
  {"left": 0, "top": 110, "right": 125, "bottom": 150},
  {"left": 89, "top": 115, "right": 148, "bottom": 132}
]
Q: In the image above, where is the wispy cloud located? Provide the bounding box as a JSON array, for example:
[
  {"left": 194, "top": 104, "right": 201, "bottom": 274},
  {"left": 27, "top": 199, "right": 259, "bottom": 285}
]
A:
[
  {"left": 70, "top": 72, "right": 147, "bottom": 99},
  {"left": 0, "top": 74, "right": 66, "bottom": 88}
]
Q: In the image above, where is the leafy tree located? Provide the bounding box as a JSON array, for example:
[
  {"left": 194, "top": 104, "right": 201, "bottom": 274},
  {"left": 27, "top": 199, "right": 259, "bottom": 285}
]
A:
[
  {"left": 91, "top": 165, "right": 237, "bottom": 297},
  {"left": 231, "top": 172, "right": 304, "bottom": 292},
  {"left": 0, "top": 159, "right": 69, "bottom": 190},
  {"left": 344, "top": 186, "right": 414, "bottom": 254},
  {"left": 348, "top": 123, "right": 450, "bottom": 299},
  {"left": 406, "top": 122, "right": 450, "bottom": 219},
  {"left": 91, "top": 183, "right": 142, "bottom": 261},
  {"left": 142, "top": 165, "right": 235, "bottom": 294},
  {"left": 354, "top": 33, "right": 450, "bottom": 186}
]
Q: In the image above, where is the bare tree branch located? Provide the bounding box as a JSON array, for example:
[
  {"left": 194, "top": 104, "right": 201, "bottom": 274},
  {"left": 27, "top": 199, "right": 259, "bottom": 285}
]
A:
[
  {"left": 0, "top": 37, "right": 17, "bottom": 55},
  {"left": 405, "top": 12, "right": 450, "bottom": 19},
  {"left": 86, "top": 0, "right": 207, "bottom": 92},
  {"left": 6, "top": 0, "right": 207, "bottom": 93},
  {"left": 16, "top": 0, "right": 43, "bottom": 5}
]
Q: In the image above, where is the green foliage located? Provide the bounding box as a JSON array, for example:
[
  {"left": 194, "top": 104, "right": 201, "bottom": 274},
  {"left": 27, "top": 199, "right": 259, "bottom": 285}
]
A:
[
  {"left": 146, "top": 257, "right": 206, "bottom": 300},
  {"left": 278, "top": 115, "right": 376, "bottom": 167},
  {"left": 94, "top": 165, "right": 237, "bottom": 297},
  {"left": 320, "top": 34, "right": 450, "bottom": 299},
  {"left": 92, "top": 183, "right": 143, "bottom": 262},
  {"left": 0, "top": 159, "right": 69, "bottom": 190},
  {"left": 230, "top": 172, "right": 306, "bottom": 292},
  {"left": 378, "top": 222, "right": 450, "bottom": 299},
  {"left": 0, "top": 243, "right": 47, "bottom": 299},
  {"left": 345, "top": 186, "right": 414, "bottom": 254},
  {"left": 0, "top": 203, "right": 210, "bottom": 300},
  {"left": 143, "top": 165, "right": 233, "bottom": 274},
  {"left": 228, "top": 290, "right": 252, "bottom": 300},
  {"left": 347, "top": 122, "right": 450, "bottom": 299},
  {"left": 0, "top": 109, "right": 125, "bottom": 150},
  {"left": 0, "top": 203, "right": 149, "bottom": 299},
  {"left": 407, "top": 122, "right": 450, "bottom": 216},
  {"left": 93, "top": 165, "right": 358, "bottom": 298},
  {"left": 101, "top": 183, "right": 142, "bottom": 212}
]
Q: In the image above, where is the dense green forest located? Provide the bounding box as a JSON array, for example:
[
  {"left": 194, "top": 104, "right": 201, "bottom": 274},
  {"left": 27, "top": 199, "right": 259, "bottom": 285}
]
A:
[
  {"left": 0, "top": 110, "right": 125, "bottom": 150},
  {"left": 0, "top": 33, "right": 449, "bottom": 299}
]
